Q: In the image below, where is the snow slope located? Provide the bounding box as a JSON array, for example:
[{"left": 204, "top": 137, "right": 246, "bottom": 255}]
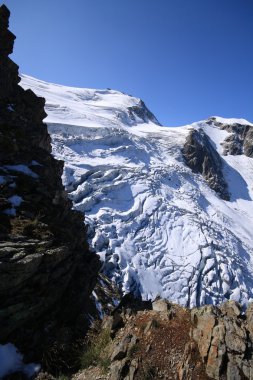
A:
[{"left": 21, "top": 75, "right": 253, "bottom": 307}]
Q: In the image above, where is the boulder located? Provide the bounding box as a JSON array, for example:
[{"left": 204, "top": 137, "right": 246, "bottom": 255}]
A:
[
  {"left": 111, "top": 334, "right": 138, "bottom": 362},
  {"left": 220, "top": 300, "right": 241, "bottom": 318},
  {"left": 152, "top": 298, "right": 171, "bottom": 312}
]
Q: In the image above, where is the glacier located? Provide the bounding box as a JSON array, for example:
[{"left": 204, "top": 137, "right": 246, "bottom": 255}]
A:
[{"left": 21, "top": 74, "right": 253, "bottom": 307}]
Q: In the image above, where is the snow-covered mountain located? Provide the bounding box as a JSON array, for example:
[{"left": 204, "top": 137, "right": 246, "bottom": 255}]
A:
[{"left": 21, "top": 74, "right": 253, "bottom": 308}]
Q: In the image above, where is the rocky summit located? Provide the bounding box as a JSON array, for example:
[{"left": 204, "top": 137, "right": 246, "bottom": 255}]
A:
[{"left": 0, "top": 3, "right": 100, "bottom": 364}]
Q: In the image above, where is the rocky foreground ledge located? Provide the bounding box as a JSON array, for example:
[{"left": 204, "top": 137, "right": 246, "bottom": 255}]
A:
[{"left": 66, "top": 298, "right": 253, "bottom": 380}]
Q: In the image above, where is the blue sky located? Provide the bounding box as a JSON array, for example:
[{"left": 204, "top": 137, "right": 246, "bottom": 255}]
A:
[{"left": 4, "top": 0, "right": 253, "bottom": 126}]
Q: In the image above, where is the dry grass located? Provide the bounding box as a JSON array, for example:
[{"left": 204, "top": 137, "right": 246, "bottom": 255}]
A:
[{"left": 80, "top": 328, "right": 111, "bottom": 373}]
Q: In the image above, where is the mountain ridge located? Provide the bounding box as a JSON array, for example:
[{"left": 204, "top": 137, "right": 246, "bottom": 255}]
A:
[{"left": 20, "top": 74, "right": 253, "bottom": 309}]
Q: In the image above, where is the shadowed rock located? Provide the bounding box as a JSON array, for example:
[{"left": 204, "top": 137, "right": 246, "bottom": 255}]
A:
[
  {"left": 127, "top": 99, "right": 161, "bottom": 125},
  {"left": 0, "top": 4, "right": 100, "bottom": 365},
  {"left": 183, "top": 128, "right": 230, "bottom": 200}
]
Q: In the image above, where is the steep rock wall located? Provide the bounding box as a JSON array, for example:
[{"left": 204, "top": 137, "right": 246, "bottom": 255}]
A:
[
  {"left": 0, "top": 4, "right": 100, "bottom": 361},
  {"left": 183, "top": 128, "right": 230, "bottom": 200}
]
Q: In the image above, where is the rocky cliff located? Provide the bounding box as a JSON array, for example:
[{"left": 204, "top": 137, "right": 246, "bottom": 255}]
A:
[
  {"left": 183, "top": 128, "right": 230, "bottom": 200},
  {"left": 0, "top": 3, "right": 100, "bottom": 366}
]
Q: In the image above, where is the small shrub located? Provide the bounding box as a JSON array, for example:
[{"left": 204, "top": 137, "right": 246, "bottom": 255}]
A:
[
  {"left": 143, "top": 365, "right": 156, "bottom": 379},
  {"left": 57, "top": 374, "right": 70, "bottom": 380},
  {"left": 22, "top": 216, "right": 52, "bottom": 239},
  {"left": 80, "top": 328, "right": 111, "bottom": 372},
  {"left": 41, "top": 337, "right": 82, "bottom": 375},
  {"left": 139, "top": 322, "right": 147, "bottom": 333},
  {"left": 99, "top": 357, "right": 111, "bottom": 372},
  {"left": 152, "top": 318, "right": 160, "bottom": 328},
  {"left": 128, "top": 343, "right": 139, "bottom": 359},
  {"left": 23, "top": 217, "right": 40, "bottom": 236}
]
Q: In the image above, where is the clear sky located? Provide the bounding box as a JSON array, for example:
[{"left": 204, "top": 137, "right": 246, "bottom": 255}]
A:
[{"left": 3, "top": 0, "right": 253, "bottom": 126}]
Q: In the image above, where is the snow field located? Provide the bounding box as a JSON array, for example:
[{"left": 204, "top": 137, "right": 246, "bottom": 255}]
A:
[{"left": 21, "top": 75, "right": 253, "bottom": 307}]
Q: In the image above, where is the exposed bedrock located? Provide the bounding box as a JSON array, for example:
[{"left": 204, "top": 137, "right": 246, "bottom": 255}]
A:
[
  {"left": 183, "top": 128, "right": 230, "bottom": 200},
  {"left": 127, "top": 99, "right": 161, "bottom": 125},
  {"left": 190, "top": 301, "right": 253, "bottom": 380},
  {"left": 208, "top": 117, "right": 253, "bottom": 158},
  {"left": 0, "top": 4, "right": 100, "bottom": 361},
  {"left": 76, "top": 298, "right": 253, "bottom": 380}
]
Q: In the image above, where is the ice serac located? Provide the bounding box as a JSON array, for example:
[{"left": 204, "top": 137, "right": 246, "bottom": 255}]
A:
[
  {"left": 20, "top": 76, "right": 253, "bottom": 309},
  {"left": 0, "top": 4, "right": 100, "bottom": 360}
]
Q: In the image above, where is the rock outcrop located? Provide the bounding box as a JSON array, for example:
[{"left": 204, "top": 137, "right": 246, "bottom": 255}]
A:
[
  {"left": 0, "top": 3, "right": 100, "bottom": 365},
  {"left": 74, "top": 298, "right": 253, "bottom": 380},
  {"left": 208, "top": 117, "right": 253, "bottom": 158},
  {"left": 75, "top": 298, "right": 209, "bottom": 380},
  {"left": 191, "top": 301, "right": 253, "bottom": 380},
  {"left": 183, "top": 128, "right": 230, "bottom": 200},
  {"left": 127, "top": 99, "right": 161, "bottom": 125}
]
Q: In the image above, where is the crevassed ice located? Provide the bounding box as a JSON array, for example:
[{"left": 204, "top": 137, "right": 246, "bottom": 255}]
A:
[{"left": 21, "top": 75, "right": 253, "bottom": 307}]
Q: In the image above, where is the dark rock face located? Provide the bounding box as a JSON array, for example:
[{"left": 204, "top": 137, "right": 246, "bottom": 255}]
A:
[
  {"left": 127, "top": 100, "right": 161, "bottom": 125},
  {"left": 0, "top": 4, "right": 100, "bottom": 362},
  {"left": 208, "top": 117, "right": 253, "bottom": 158},
  {"left": 183, "top": 128, "right": 230, "bottom": 200},
  {"left": 183, "top": 117, "right": 253, "bottom": 200},
  {"left": 0, "top": 5, "right": 20, "bottom": 99},
  {"left": 222, "top": 124, "right": 253, "bottom": 157}
]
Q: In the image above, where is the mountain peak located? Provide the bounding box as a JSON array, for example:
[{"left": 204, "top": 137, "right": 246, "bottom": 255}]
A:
[{"left": 20, "top": 75, "right": 253, "bottom": 308}]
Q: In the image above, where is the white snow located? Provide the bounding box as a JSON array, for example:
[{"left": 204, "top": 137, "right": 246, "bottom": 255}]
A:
[
  {"left": 2, "top": 195, "right": 23, "bottom": 216},
  {"left": 213, "top": 116, "right": 253, "bottom": 127},
  {"left": 7, "top": 104, "right": 14, "bottom": 112},
  {"left": 92, "top": 291, "right": 104, "bottom": 319},
  {"left": 4, "top": 164, "right": 39, "bottom": 179},
  {"left": 8, "top": 195, "right": 23, "bottom": 207},
  {"left": 20, "top": 74, "right": 253, "bottom": 308},
  {"left": 0, "top": 343, "right": 40, "bottom": 378},
  {"left": 0, "top": 175, "right": 6, "bottom": 185},
  {"left": 30, "top": 160, "right": 42, "bottom": 166},
  {"left": 3, "top": 208, "right": 16, "bottom": 216}
]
